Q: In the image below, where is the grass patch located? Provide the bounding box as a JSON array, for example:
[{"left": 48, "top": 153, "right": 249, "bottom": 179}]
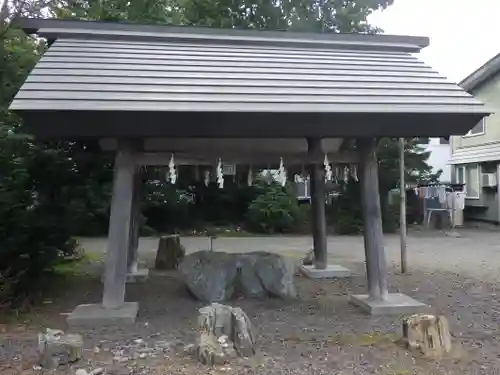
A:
[
  {"left": 52, "top": 252, "right": 103, "bottom": 277},
  {"left": 0, "top": 251, "right": 103, "bottom": 328}
]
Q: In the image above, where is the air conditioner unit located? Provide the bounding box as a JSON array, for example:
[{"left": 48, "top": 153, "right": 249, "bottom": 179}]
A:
[{"left": 482, "top": 173, "right": 497, "bottom": 188}]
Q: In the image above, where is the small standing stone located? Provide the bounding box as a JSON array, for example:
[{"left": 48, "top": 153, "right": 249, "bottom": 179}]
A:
[
  {"left": 155, "top": 234, "right": 186, "bottom": 270},
  {"left": 302, "top": 249, "right": 314, "bottom": 266},
  {"left": 402, "top": 314, "right": 452, "bottom": 358},
  {"left": 190, "top": 303, "right": 256, "bottom": 365},
  {"left": 38, "top": 328, "right": 83, "bottom": 369},
  {"left": 231, "top": 307, "right": 256, "bottom": 357},
  {"left": 197, "top": 332, "right": 230, "bottom": 365}
]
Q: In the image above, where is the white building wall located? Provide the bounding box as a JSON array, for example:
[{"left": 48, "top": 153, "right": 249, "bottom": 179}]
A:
[{"left": 425, "top": 138, "right": 451, "bottom": 182}]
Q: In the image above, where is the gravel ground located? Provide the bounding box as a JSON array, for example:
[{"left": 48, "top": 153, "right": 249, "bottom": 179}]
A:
[{"left": 2, "top": 229, "right": 500, "bottom": 374}]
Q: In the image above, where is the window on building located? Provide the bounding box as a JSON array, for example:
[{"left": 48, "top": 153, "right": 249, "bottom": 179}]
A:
[
  {"left": 463, "top": 118, "right": 485, "bottom": 137},
  {"left": 456, "top": 164, "right": 480, "bottom": 199}
]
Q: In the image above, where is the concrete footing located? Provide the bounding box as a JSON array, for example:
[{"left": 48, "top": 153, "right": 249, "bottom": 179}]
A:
[
  {"left": 126, "top": 268, "right": 149, "bottom": 283},
  {"left": 300, "top": 264, "right": 351, "bottom": 279},
  {"left": 101, "top": 268, "right": 149, "bottom": 284},
  {"left": 349, "top": 293, "right": 429, "bottom": 315},
  {"left": 66, "top": 302, "right": 139, "bottom": 327}
]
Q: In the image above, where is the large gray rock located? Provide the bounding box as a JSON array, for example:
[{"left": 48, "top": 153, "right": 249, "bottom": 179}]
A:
[
  {"left": 178, "top": 251, "right": 297, "bottom": 302},
  {"left": 253, "top": 252, "right": 297, "bottom": 299},
  {"left": 234, "top": 255, "right": 266, "bottom": 298},
  {"left": 179, "top": 251, "right": 237, "bottom": 302}
]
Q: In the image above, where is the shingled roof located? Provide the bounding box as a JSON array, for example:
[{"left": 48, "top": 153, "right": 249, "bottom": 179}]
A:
[
  {"left": 460, "top": 52, "right": 500, "bottom": 92},
  {"left": 10, "top": 18, "right": 490, "bottom": 138}
]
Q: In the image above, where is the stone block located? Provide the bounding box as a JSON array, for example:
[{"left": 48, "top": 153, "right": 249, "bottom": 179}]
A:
[
  {"left": 300, "top": 264, "right": 351, "bottom": 279},
  {"left": 349, "top": 293, "right": 429, "bottom": 315},
  {"left": 126, "top": 268, "right": 149, "bottom": 283},
  {"left": 101, "top": 268, "right": 149, "bottom": 284},
  {"left": 66, "top": 302, "right": 138, "bottom": 328}
]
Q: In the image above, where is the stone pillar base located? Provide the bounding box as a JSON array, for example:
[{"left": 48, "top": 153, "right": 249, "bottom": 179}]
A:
[
  {"left": 126, "top": 268, "right": 149, "bottom": 283},
  {"left": 349, "top": 293, "right": 429, "bottom": 315},
  {"left": 300, "top": 264, "right": 351, "bottom": 279},
  {"left": 101, "top": 268, "right": 149, "bottom": 284},
  {"left": 66, "top": 302, "right": 138, "bottom": 328}
]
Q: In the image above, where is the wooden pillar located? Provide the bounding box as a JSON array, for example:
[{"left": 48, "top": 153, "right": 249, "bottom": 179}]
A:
[
  {"left": 127, "top": 168, "right": 142, "bottom": 274},
  {"left": 357, "top": 138, "right": 388, "bottom": 301},
  {"left": 308, "top": 138, "right": 327, "bottom": 270},
  {"left": 102, "top": 141, "right": 136, "bottom": 309},
  {"left": 399, "top": 138, "right": 408, "bottom": 274}
]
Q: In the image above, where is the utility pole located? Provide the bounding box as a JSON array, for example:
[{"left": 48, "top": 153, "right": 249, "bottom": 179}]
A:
[{"left": 399, "top": 138, "right": 408, "bottom": 274}]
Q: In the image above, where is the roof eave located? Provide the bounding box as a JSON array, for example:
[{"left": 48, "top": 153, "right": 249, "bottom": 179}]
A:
[
  {"left": 14, "top": 17, "right": 430, "bottom": 53},
  {"left": 460, "top": 52, "right": 500, "bottom": 92}
]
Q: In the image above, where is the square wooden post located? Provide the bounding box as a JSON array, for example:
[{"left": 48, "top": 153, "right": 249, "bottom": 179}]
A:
[
  {"left": 308, "top": 138, "right": 327, "bottom": 270},
  {"left": 310, "top": 163, "right": 328, "bottom": 269},
  {"left": 357, "top": 138, "right": 388, "bottom": 301},
  {"left": 125, "top": 167, "right": 149, "bottom": 282},
  {"left": 102, "top": 140, "right": 137, "bottom": 309},
  {"left": 350, "top": 138, "right": 428, "bottom": 314},
  {"left": 127, "top": 167, "right": 142, "bottom": 274},
  {"left": 300, "top": 138, "right": 351, "bottom": 279},
  {"left": 67, "top": 140, "right": 139, "bottom": 327}
]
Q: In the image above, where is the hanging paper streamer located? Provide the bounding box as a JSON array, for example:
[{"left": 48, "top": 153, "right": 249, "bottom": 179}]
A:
[
  {"left": 203, "top": 170, "right": 210, "bottom": 187},
  {"left": 343, "top": 165, "right": 349, "bottom": 183},
  {"left": 351, "top": 165, "right": 359, "bottom": 182},
  {"left": 247, "top": 167, "right": 253, "bottom": 186},
  {"left": 277, "top": 157, "right": 287, "bottom": 187},
  {"left": 216, "top": 158, "right": 224, "bottom": 188},
  {"left": 324, "top": 154, "right": 333, "bottom": 182},
  {"left": 335, "top": 166, "right": 340, "bottom": 181},
  {"left": 168, "top": 153, "right": 177, "bottom": 184}
]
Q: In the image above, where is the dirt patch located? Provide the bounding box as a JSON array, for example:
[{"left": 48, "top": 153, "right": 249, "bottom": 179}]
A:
[{"left": 1, "top": 258, "right": 498, "bottom": 374}]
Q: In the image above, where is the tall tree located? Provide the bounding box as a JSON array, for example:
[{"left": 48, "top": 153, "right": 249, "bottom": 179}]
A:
[
  {"left": 0, "top": 0, "right": 83, "bottom": 307},
  {"left": 179, "top": 0, "right": 393, "bottom": 32},
  {"left": 62, "top": 0, "right": 393, "bottom": 31},
  {"left": 378, "top": 137, "right": 442, "bottom": 191}
]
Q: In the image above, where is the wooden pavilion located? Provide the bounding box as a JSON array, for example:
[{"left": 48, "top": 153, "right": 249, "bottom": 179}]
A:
[{"left": 10, "top": 18, "right": 490, "bottom": 325}]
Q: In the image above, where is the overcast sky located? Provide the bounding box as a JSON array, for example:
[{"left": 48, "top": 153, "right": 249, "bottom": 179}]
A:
[{"left": 369, "top": 0, "right": 500, "bottom": 83}]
